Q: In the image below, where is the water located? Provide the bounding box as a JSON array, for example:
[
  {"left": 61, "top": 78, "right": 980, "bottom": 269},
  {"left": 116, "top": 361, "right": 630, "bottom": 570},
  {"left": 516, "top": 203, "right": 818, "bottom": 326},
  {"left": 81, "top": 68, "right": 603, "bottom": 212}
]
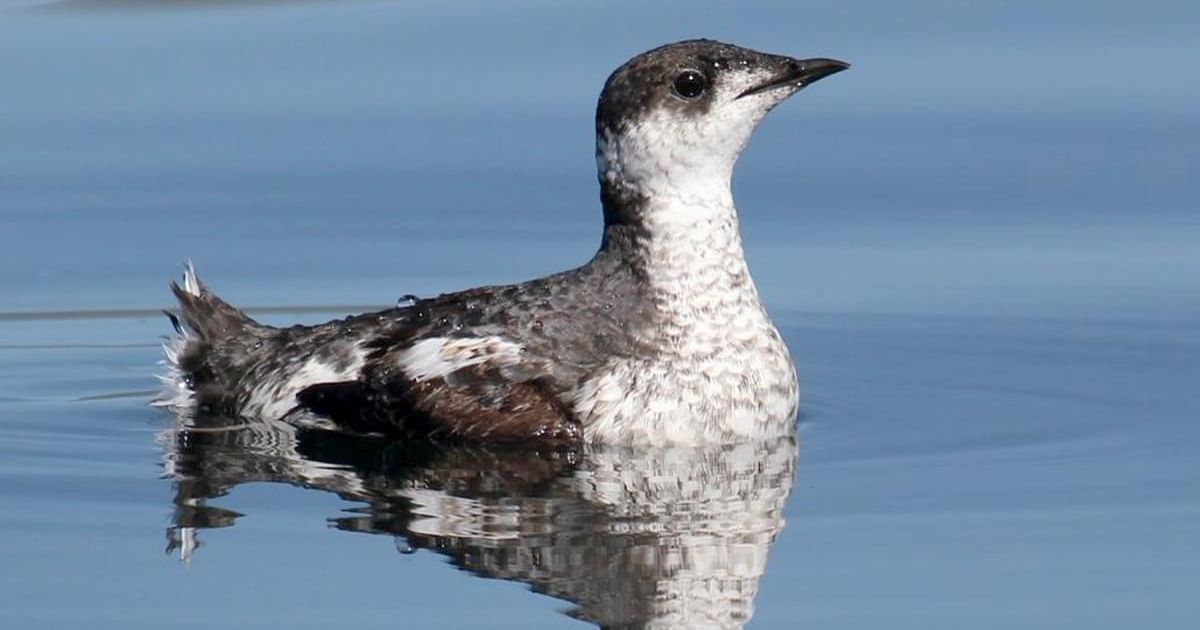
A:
[{"left": 1, "top": 0, "right": 1198, "bottom": 627}]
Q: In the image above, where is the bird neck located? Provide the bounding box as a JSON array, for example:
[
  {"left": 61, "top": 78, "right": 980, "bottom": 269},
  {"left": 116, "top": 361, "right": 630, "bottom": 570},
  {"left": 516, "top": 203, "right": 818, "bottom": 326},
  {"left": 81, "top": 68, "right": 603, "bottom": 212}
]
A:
[
  {"left": 592, "top": 122, "right": 764, "bottom": 316},
  {"left": 597, "top": 176, "right": 761, "bottom": 314},
  {"left": 594, "top": 121, "right": 743, "bottom": 232}
]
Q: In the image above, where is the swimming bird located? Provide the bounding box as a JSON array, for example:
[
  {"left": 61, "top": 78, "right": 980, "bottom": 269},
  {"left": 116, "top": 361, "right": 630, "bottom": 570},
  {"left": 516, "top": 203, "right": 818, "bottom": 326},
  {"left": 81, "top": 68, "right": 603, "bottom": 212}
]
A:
[{"left": 159, "top": 39, "right": 849, "bottom": 445}]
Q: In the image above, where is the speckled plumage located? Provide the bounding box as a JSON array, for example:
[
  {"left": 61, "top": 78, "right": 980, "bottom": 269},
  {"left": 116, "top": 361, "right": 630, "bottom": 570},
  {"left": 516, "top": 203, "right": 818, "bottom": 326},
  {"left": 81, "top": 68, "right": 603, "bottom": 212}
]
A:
[{"left": 157, "top": 39, "right": 848, "bottom": 445}]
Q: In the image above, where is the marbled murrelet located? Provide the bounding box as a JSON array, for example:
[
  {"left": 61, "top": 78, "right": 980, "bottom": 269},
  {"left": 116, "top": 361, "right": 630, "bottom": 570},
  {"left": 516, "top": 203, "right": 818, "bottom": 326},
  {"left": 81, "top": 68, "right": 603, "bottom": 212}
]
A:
[{"left": 158, "top": 39, "right": 849, "bottom": 445}]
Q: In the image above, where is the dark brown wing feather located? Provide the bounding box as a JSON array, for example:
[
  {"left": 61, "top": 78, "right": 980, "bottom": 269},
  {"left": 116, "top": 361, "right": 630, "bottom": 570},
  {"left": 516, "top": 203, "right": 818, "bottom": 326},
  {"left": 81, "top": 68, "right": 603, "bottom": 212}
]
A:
[{"left": 295, "top": 362, "right": 580, "bottom": 444}]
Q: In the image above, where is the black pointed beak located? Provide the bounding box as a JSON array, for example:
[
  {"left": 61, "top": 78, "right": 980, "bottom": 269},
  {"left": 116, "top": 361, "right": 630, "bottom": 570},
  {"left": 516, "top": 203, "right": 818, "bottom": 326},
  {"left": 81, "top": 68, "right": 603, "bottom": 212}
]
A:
[{"left": 737, "top": 57, "right": 851, "bottom": 99}]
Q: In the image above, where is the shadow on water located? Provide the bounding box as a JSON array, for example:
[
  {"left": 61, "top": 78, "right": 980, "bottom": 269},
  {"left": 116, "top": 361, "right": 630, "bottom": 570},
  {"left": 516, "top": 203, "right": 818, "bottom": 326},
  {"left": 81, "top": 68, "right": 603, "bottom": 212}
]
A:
[{"left": 161, "top": 410, "right": 798, "bottom": 628}]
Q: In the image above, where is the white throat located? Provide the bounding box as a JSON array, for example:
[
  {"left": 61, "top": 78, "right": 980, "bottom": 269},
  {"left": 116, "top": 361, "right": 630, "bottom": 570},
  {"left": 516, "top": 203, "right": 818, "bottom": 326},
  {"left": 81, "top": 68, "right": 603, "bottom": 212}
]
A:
[{"left": 596, "top": 121, "right": 757, "bottom": 309}]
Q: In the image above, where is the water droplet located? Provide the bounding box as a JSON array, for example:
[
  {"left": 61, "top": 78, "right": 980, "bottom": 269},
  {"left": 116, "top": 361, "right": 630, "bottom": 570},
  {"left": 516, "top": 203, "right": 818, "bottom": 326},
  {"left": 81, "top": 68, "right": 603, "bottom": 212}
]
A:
[
  {"left": 396, "top": 294, "right": 419, "bottom": 307},
  {"left": 437, "top": 316, "right": 450, "bottom": 328},
  {"left": 395, "top": 538, "right": 416, "bottom": 555},
  {"left": 531, "top": 319, "right": 544, "bottom": 331}
]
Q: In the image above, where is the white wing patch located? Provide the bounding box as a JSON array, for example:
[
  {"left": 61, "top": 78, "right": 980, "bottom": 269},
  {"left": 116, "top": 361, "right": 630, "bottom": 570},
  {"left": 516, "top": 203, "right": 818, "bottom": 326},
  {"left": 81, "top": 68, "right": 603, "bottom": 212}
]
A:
[
  {"left": 397, "top": 337, "right": 524, "bottom": 382},
  {"left": 245, "top": 351, "right": 366, "bottom": 421}
]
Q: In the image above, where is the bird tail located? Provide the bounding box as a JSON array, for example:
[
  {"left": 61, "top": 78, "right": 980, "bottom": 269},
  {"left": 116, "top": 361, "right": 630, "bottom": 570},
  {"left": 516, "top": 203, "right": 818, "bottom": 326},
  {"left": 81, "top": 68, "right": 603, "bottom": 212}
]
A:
[
  {"left": 156, "top": 262, "right": 265, "bottom": 411},
  {"left": 168, "top": 261, "right": 260, "bottom": 342}
]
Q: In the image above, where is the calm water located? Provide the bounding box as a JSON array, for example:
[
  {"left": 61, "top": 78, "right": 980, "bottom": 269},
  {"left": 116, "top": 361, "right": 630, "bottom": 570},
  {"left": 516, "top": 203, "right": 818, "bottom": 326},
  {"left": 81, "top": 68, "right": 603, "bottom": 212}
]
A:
[{"left": 2, "top": 1, "right": 1198, "bottom": 628}]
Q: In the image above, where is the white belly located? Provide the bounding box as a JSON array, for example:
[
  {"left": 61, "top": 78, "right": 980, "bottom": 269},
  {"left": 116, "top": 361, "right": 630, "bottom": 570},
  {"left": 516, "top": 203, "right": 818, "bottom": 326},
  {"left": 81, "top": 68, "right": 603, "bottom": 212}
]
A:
[{"left": 574, "top": 324, "right": 799, "bottom": 444}]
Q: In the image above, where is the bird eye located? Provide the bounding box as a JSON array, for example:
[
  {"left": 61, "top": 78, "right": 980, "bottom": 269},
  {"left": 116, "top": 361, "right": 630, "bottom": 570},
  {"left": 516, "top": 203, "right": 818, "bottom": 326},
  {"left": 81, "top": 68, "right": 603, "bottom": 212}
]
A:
[{"left": 671, "top": 70, "right": 708, "bottom": 100}]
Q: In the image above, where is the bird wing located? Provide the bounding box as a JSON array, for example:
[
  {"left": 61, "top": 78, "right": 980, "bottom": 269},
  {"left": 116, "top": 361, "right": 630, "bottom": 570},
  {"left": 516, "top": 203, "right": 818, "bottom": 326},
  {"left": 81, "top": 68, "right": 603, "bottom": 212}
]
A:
[{"left": 293, "top": 332, "right": 581, "bottom": 444}]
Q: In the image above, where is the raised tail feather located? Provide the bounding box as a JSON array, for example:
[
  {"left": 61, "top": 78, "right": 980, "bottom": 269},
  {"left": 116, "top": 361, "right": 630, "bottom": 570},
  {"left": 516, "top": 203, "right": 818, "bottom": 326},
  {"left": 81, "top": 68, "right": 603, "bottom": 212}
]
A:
[
  {"left": 169, "top": 261, "right": 259, "bottom": 341},
  {"left": 156, "top": 262, "right": 264, "bottom": 411}
]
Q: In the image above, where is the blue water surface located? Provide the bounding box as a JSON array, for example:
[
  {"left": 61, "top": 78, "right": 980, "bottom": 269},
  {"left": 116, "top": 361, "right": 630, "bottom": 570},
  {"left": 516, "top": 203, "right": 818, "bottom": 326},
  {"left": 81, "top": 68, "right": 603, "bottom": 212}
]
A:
[{"left": 1, "top": 1, "right": 1198, "bottom": 628}]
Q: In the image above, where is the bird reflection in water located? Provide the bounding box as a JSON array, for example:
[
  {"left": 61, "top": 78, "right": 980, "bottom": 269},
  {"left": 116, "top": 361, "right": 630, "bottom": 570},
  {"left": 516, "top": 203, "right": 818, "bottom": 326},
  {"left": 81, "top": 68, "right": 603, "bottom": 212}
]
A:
[{"left": 161, "top": 414, "right": 797, "bottom": 628}]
